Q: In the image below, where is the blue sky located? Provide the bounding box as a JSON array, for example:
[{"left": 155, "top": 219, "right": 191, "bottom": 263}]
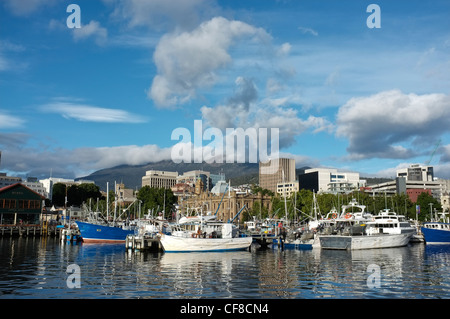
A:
[{"left": 1, "top": 0, "right": 450, "bottom": 180}]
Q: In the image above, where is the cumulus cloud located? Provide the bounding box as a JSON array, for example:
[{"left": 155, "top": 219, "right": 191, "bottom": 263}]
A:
[
  {"left": 73, "top": 20, "right": 108, "bottom": 46},
  {"left": 149, "top": 16, "right": 271, "bottom": 108},
  {"left": 336, "top": 90, "right": 450, "bottom": 160},
  {"left": 201, "top": 76, "right": 333, "bottom": 150},
  {"left": 0, "top": 134, "right": 172, "bottom": 178},
  {"left": 439, "top": 144, "right": 450, "bottom": 163},
  {"left": 40, "top": 102, "right": 147, "bottom": 123}
]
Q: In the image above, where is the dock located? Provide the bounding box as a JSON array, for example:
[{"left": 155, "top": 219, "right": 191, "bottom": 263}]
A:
[
  {"left": 125, "top": 234, "right": 163, "bottom": 252},
  {"left": 252, "top": 233, "right": 284, "bottom": 250},
  {"left": 0, "top": 224, "right": 60, "bottom": 238}
]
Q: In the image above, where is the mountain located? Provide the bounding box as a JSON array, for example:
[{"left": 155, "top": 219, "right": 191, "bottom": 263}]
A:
[{"left": 76, "top": 160, "right": 260, "bottom": 191}]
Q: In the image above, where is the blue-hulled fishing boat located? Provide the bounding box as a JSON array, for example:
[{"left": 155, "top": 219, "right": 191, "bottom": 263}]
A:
[{"left": 421, "top": 222, "right": 450, "bottom": 244}]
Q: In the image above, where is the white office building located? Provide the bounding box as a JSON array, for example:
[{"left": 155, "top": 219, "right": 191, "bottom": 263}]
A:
[{"left": 299, "top": 168, "right": 364, "bottom": 193}]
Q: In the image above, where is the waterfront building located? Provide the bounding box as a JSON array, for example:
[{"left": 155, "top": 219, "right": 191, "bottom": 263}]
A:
[
  {"left": 0, "top": 183, "right": 46, "bottom": 225},
  {"left": 298, "top": 168, "right": 363, "bottom": 193},
  {"left": 365, "top": 177, "right": 443, "bottom": 202},
  {"left": 259, "top": 158, "right": 296, "bottom": 193},
  {"left": 210, "top": 173, "right": 225, "bottom": 188},
  {"left": 142, "top": 170, "right": 178, "bottom": 189},
  {"left": 277, "top": 181, "right": 299, "bottom": 197},
  {"left": 181, "top": 188, "right": 272, "bottom": 223},
  {"left": 171, "top": 183, "right": 196, "bottom": 199},
  {"left": 177, "top": 170, "right": 211, "bottom": 191},
  {"left": 116, "top": 183, "right": 136, "bottom": 207}
]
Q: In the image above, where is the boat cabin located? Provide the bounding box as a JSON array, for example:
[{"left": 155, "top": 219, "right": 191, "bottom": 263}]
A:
[
  {"left": 366, "top": 209, "right": 416, "bottom": 235},
  {"left": 423, "top": 222, "right": 450, "bottom": 230}
]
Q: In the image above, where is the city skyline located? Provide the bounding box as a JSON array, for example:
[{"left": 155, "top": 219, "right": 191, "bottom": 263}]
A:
[{"left": 1, "top": 0, "right": 450, "bottom": 180}]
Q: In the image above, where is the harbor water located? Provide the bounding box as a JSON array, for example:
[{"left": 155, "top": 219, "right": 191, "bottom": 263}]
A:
[{"left": 1, "top": 237, "right": 449, "bottom": 299}]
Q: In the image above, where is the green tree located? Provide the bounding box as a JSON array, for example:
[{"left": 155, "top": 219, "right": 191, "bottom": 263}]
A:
[
  {"left": 52, "top": 183, "right": 67, "bottom": 207},
  {"left": 416, "top": 192, "right": 441, "bottom": 221},
  {"left": 137, "top": 186, "right": 176, "bottom": 219}
]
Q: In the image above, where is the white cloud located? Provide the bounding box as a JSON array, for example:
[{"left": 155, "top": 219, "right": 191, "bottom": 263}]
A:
[
  {"left": 336, "top": 90, "right": 450, "bottom": 159},
  {"left": 40, "top": 102, "right": 147, "bottom": 123},
  {"left": 73, "top": 20, "right": 108, "bottom": 46},
  {"left": 277, "top": 42, "right": 291, "bottom": 56},
  {"left": 0, "top": 40, "right": 27, "bottom": 72},
  {"left": 0, "top": 112, "right": 25, "bottom": 129},
  {"left": 200, "top": 77, "right": 333, "bottom": 150},
  {"left": 149, "top": 16, "right": 271, "bottom": 108},
  {"left": 3, "top": 0, "right": 57, "bottom": 16},
  {"left": 298, "top": 26, "right": 318, "bottom": 36},
  {"left": 105, "top": 0, "right": 218, "bottom": 31},
  {"left": 0, "top": 134, "right": 173, "bottom": 178}
]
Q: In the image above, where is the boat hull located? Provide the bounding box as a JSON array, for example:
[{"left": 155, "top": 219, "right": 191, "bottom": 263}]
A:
[
  {"left": 76, "top": 221, "right": 135, "bottom": 243},
  {"left": 159, "top": 234, "right": 253, "bottom": 252},
  {"left": 421, "top": 226, "right": 450, "bottom": 244},
  {"left": 272, "top": 238, "right": 314, "bottom": 250},
  {"left": 319, "top": 233, "right": 412, "bottom": 250}
]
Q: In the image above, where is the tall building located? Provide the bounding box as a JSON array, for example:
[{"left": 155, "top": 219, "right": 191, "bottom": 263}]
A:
[
  {"left": 298, "top": 168, "right": 362, "bottom": 193},
  {"left": 259, "top": 158, "right": 295, "bottom": 193},
  {"left": 397, "top": 164, "right": 434, "bottom": 182},
  {"left": 142, "top": 170, "right": 178, "bottom": 189}
]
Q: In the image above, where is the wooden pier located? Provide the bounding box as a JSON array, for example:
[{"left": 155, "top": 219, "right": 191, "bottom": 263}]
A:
[
  {"left": 125, "top": 234, "right": 163, "bottom": 252},
  {"left": 0, "top": 224, "right": 60, "bottom": 238},
  {"left": 252, "top": 234, "right": 284, "bottom": 250}
]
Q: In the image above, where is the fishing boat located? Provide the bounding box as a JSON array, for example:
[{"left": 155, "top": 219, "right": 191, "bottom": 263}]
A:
[
  {"left": 75, "top": 182, "right": 138, "bottom": 243},
  {"left": 421, "top": 222, "right": 450, "bottom": 244},
  {"left": 319, "top": 232, "right": 413, "bottom": 250},
  {"left": 319, "top": 207, "right": 415, "bottom": 250},
  {"left": 76, "top": 220, "right": 135, "bottom": 243},
  {"left": 158, "top": 222, "right": 252, "bottom": 252}
]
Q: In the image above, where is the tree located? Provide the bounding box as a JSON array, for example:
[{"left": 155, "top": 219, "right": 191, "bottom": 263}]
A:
[
  {"left": 415, "top": 192, "right": 441, "bottom": 221},
  {"left": 52, "top": 183, "right": 102, "bottom": 207},
  {"left": 137, "top": 186, "right": 176, "bottom": 219},
  {"left": 52, "top": 183, "right": 67, "bottom": 207}
]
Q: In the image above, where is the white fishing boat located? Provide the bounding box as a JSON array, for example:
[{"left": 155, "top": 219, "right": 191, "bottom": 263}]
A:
[
  {"left": 319, "top": 232, "right": 412, "bottom": 250},
  {"left": 319, "top": 207, "right": 415, "bottom": 250},
  {"left": 158, "top": 223, "right": 252, "bottom": 252}
]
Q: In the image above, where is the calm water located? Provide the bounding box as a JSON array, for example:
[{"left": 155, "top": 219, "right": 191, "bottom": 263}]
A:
[{"left": 0, "top": 237, "right": 449, "bottom": 299}]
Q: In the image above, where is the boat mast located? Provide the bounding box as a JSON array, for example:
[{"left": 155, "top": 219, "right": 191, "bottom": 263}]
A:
[{"left": 106, "top": 182, "right": 109, "bottom": 224}]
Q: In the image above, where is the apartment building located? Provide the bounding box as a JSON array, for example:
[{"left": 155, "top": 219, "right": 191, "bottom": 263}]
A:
[{"left": 259, "top": 158, "right": 296, "bottom": 193}]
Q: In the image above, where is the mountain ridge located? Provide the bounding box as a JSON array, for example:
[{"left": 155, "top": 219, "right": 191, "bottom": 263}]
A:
[{"left": 76, "top": 160, "right": 261, "bottom": 191}]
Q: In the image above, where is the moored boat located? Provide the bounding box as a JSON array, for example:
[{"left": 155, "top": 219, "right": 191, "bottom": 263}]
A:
[
  {"left": 421, "top": 222, "right": 450, "bottom": 244},
  {"left": 365, "top": 209, "right": 417, "bottom": 236},
  {"left": 319, "top": 232, "right": 412, "bottom": 250},
  {"left": 76, "top": 220, "right": 136, "bottom": 243},
  {"left": 158, "top": 222, "right": 252, "bottom": 252}
]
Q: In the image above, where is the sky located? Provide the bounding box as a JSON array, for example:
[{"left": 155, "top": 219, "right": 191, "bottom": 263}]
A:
[{"left": 1, "top": 0, "right": 450, "bottom": 180}]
